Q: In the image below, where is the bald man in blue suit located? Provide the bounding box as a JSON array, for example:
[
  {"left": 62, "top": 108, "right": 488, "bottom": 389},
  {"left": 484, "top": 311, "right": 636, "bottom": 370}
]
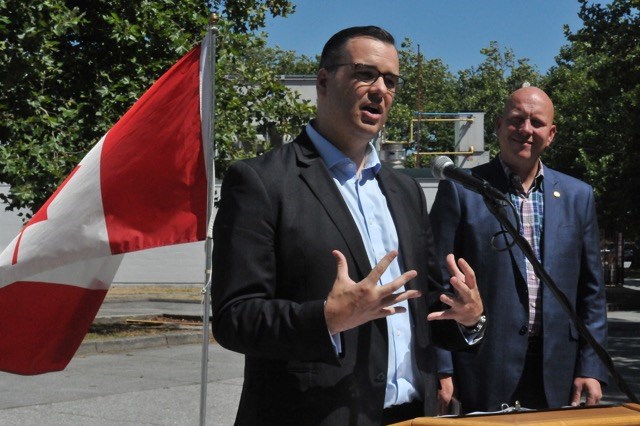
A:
[{"left": 430, "top": 87, "right": 608, "bottom": 414}]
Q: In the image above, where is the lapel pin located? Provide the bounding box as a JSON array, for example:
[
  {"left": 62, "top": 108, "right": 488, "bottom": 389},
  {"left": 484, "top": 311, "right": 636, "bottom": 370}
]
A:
[{"left": 553, "top": 191, "right": 561, "bottom": 198}]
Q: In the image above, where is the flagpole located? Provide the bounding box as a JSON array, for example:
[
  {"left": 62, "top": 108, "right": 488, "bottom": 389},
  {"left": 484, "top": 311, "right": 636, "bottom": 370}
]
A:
[{"left": 200, "top": 13, "right": 218, "bottom": 426}]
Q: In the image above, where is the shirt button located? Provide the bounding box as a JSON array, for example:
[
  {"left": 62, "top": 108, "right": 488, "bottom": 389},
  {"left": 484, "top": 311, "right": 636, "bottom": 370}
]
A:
[
  {"left": 375, "top": 372, "right": 386, "bottom": 382},
  {"left": 519, "top": 326, "right": 528, "bottom": 335}
]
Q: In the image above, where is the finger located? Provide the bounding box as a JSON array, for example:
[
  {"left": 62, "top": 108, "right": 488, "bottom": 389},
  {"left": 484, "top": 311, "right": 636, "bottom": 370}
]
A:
[
  {"left": 445, "top": 254, "right": 463, "bottom": 281},
  {"left": 570, "top": 386, "right": 582, "bottom": 406},
  {"left": 585, "top": 393, "right": 598, "bottom": 405},
  {"left": 427, "top": 310, "right": 452, "bottom": 321},
  {"left": 332, "top": 250, "right": 349, "bottom": 280},
  {"left": 380, "top": 305, "right": 407, "bottom": 316},
  {"left": 382, "top": 288, "right": 422, "bottom": 309},
  {"left": 378, "top": 270, "right": 419, "bottom": 299},
  {"left": 364, "top": 250, "right": 398, "bottom": 286},
  {"left": 456, "top": 257, "right": 477, "bottom": 290},
  {"left": 447, "top": 277, "right": 470, "bottom": 300},
  {"left": 438, "top": 292, "right": 456, "bottom": 307}
]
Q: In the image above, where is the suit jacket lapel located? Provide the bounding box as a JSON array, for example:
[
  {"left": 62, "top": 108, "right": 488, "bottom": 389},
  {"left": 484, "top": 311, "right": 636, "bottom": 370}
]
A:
[
  {"left": 293, "top": 134, "right": 372, "bottom": 278},
  {"left": 475, "top": 157, "right": 511, "bottom": 195},
  {"left": 376, "top": 167, "right": 415, "bottom": 285},
  {"left": 480, "top": 159, "right": 528, "bottom": 285},
  {"left": 542, "top": 168, "right": 561, "bottom": 275}
]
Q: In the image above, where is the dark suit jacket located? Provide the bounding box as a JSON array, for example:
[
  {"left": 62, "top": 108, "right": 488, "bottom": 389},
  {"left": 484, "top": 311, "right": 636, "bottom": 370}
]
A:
[
  {"left": 429, "top": 157, "right": 608, "bottom": 413},
  {"left": 211, "top": 130, "right": 469, "bottom": 425}
]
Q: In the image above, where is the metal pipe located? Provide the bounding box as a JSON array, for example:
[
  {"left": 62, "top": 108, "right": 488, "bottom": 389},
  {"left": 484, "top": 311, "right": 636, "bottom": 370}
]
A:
[
  {"left": 414, "top": 147, "right": 475, "bottom": 167},
  {"left": 200, "top": 13, "right": 218, "bottom": 426}
]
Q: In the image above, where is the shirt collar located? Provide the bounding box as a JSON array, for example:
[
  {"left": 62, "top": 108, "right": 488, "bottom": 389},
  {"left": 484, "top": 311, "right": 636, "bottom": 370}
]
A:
[
  {"left": 305, "top": 122, "right": 382, "bottom": 180},
  {"left": 498, "top": 155, "right": 545, "bottom": 195}
]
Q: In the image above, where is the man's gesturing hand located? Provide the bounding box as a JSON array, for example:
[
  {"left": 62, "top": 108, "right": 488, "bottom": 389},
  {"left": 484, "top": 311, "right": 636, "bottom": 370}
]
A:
[
  {"left": 324, "top": 250, "right": 422, "bottom": 335},
  {"left": 427, "top": 254, "right": 484, "bottom": 327}
]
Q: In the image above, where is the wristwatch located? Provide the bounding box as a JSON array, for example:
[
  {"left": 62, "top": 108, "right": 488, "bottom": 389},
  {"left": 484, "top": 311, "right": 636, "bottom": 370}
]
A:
[{"left": 463, "top": 314, "right": 487, "bottom": 334}]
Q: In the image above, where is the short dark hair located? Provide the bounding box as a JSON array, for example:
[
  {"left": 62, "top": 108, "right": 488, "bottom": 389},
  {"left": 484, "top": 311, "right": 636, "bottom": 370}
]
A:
[{"left": 319, "top": 26, "right": 396, "bottom": 69}]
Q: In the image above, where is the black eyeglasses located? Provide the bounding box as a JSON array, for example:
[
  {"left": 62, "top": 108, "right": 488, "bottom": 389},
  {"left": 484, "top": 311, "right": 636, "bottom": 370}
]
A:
[{"left": 324, "top": 63, "right": 405, "bottom": 93}]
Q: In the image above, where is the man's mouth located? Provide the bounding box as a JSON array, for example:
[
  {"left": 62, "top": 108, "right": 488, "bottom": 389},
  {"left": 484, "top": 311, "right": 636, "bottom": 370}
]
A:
[
  {"left": 361, "top": 105, "right": 383, "bottom": 125},
  {"left": 362, "top": 104, "right": 382, "bottom": 115},
  {"left": 511, "top": 137, "right": 532, "bottom": 145}
]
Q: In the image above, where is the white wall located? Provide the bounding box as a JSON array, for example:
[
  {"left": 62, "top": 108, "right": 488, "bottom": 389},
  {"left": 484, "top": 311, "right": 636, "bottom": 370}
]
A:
[
  {"left": 113, "top": 241, "right": 205, "bottom": 284},
  {"left": 0, "top": 184, "right": 27, "bottom": 249}
]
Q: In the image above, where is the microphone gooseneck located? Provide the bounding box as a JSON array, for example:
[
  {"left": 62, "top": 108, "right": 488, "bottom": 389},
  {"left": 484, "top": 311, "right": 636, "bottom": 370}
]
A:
[{"left": 430, "top": 156, "right": 506, "bottom": 200}]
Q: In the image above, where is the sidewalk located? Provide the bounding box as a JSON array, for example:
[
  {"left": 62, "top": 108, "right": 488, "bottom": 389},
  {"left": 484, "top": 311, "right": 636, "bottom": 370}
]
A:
[
  {"left": 1, "top": 281, "right": 639, "bottom": 425},
  {"left": 78, "top": 298, "right": 205, "bottom": 356},
  {"left": 601, "top": 278, "right": 640, "bottom": 404}
]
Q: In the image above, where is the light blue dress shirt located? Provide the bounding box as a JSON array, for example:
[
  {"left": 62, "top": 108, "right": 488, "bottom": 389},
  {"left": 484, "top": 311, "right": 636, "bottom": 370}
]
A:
[{"left": 306, "top": 123, "right": 421, "bottom": 407}]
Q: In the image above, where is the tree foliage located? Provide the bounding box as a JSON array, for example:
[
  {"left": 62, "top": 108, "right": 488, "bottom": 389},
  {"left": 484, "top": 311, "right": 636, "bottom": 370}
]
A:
[
  {"left": 2, "top": 0, "right": 639, "bottom": 240},
  {"left": 0, "top": 0, "right": 312, "bottom": 216},
  {"left": 544, "top": 0, "right": 640, "bottom": 238},
  {"left": 263, "top": 46, "right": 318, "bottom": 75},
  {"left": 212, "top": 20, "right": 314, "bottom": 174}
]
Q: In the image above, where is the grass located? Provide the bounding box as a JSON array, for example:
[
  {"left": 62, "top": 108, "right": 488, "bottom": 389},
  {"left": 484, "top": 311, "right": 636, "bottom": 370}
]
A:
[
  {"left": 84, "top": 285, "right": 205, "bottom": 341},
  {"left": 104, "top": 284, "right": 203, "bottom": 301},
  {"left": 85, "top": 316, "right": 204, "bottom": 341},
  {"left": 85, "top": 321, "right": 179, "bottom": 340}
]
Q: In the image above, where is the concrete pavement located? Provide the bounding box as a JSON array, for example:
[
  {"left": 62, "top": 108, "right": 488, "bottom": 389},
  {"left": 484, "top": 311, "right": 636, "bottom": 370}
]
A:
[
  {"left": 1, "top": 296, "right": 243, "bottom": 425},
  {"left": 0, "top": 344, "right": 242, "bottom": 425},
  {"left": 1, "top": 280, "right": 639, "bottom": 425}
]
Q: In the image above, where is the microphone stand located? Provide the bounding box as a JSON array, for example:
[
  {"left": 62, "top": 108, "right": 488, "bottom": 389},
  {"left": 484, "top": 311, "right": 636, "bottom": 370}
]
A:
[{"left": 479, "top": 187, "right": 639, "bottom": 405}]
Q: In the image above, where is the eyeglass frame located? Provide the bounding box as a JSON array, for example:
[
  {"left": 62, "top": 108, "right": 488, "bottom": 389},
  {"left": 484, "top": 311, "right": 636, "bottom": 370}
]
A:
[{"left": 322, "top": 62, "right": 406, "bottom": 93}]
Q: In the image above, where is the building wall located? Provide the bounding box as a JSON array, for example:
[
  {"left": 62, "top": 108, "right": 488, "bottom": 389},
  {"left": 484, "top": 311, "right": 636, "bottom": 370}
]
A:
[
  {"left": 0, "top": 184, "right": 26, "bottom": 250},
  {"left": 279, "top": 75, "right": 317, "bottom": 106}
]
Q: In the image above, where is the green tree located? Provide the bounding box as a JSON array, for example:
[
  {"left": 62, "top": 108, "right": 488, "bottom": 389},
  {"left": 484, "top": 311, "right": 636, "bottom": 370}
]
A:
[
  {"left": 263, "top": 46, "right": 318, "bottom": 75},
  {"left": 0, "top": 0, "right": 312, "bottom": 217},
  {"left": 545, "top": 0, "right": 640, "bottom": 239},
  {"left": 213, "top": 19, "right": 314, "bottom": 174}
]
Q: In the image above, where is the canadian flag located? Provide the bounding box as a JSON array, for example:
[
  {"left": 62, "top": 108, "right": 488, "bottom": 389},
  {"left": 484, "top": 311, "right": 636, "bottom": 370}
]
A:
[{"left": 0, "top": 35, "right": 214, "bottom": 375}]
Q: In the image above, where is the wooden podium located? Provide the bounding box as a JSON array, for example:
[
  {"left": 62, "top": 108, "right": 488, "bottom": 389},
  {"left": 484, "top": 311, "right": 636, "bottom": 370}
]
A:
[{"left": 391, "top": 403, "right": 640, "bottom": 425}]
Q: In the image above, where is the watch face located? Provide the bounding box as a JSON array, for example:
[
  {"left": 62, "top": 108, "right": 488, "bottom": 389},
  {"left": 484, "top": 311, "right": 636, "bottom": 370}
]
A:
[{"left": 472, "top": 315, "right": 486, "bottom": 333}]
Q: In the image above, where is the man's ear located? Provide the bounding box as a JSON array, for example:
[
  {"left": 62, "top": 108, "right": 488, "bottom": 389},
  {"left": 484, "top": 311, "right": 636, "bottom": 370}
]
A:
[
  {"left": 548, "top": 124, "right": 557, "bottom": 146},
  {"left": 317, "top": 69, "right": 328, "bottom": 93}
]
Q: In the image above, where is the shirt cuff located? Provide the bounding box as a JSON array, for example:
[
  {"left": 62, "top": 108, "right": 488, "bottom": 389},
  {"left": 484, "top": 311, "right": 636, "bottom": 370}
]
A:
[
  {"left": 458, "top": 314, "right": 486, "bottom": 345},
  {"left": 324, "top": 300, "right": 343, "bottom": 355}
]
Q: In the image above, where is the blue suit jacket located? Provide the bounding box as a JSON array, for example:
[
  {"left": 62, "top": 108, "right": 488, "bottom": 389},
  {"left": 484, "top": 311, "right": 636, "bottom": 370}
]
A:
[{"left": 429, "top": 157, "right": 608, "bottom": 413}]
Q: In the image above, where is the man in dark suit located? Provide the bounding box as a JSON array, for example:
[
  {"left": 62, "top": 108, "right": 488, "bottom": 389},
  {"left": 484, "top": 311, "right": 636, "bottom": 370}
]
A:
[
  {"left": 211, "top": 26, "right": 485, "bottom": 425},
  {"left": 431, "top": 86, "right": 608, "bottom": 414}
]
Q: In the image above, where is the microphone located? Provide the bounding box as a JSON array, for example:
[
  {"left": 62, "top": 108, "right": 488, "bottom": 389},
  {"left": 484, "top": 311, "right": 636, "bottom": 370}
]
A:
[{"left": 431, "top": 156, "right": 506, "bottom": 200}]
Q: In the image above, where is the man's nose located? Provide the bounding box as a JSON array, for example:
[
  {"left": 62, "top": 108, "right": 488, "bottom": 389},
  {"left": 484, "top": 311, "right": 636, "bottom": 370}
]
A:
[
  {"left": 519, "top": 119, "right": 533, "bottom": 134},
  {"left": 369, "top": 75, "right": 389, "bottom": 94}
]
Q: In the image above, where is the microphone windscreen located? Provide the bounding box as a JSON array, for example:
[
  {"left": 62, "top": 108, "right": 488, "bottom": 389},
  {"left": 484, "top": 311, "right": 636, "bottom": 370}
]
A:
[{"left": 431, "top": 156, "right": 454, "bottom": 180}]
